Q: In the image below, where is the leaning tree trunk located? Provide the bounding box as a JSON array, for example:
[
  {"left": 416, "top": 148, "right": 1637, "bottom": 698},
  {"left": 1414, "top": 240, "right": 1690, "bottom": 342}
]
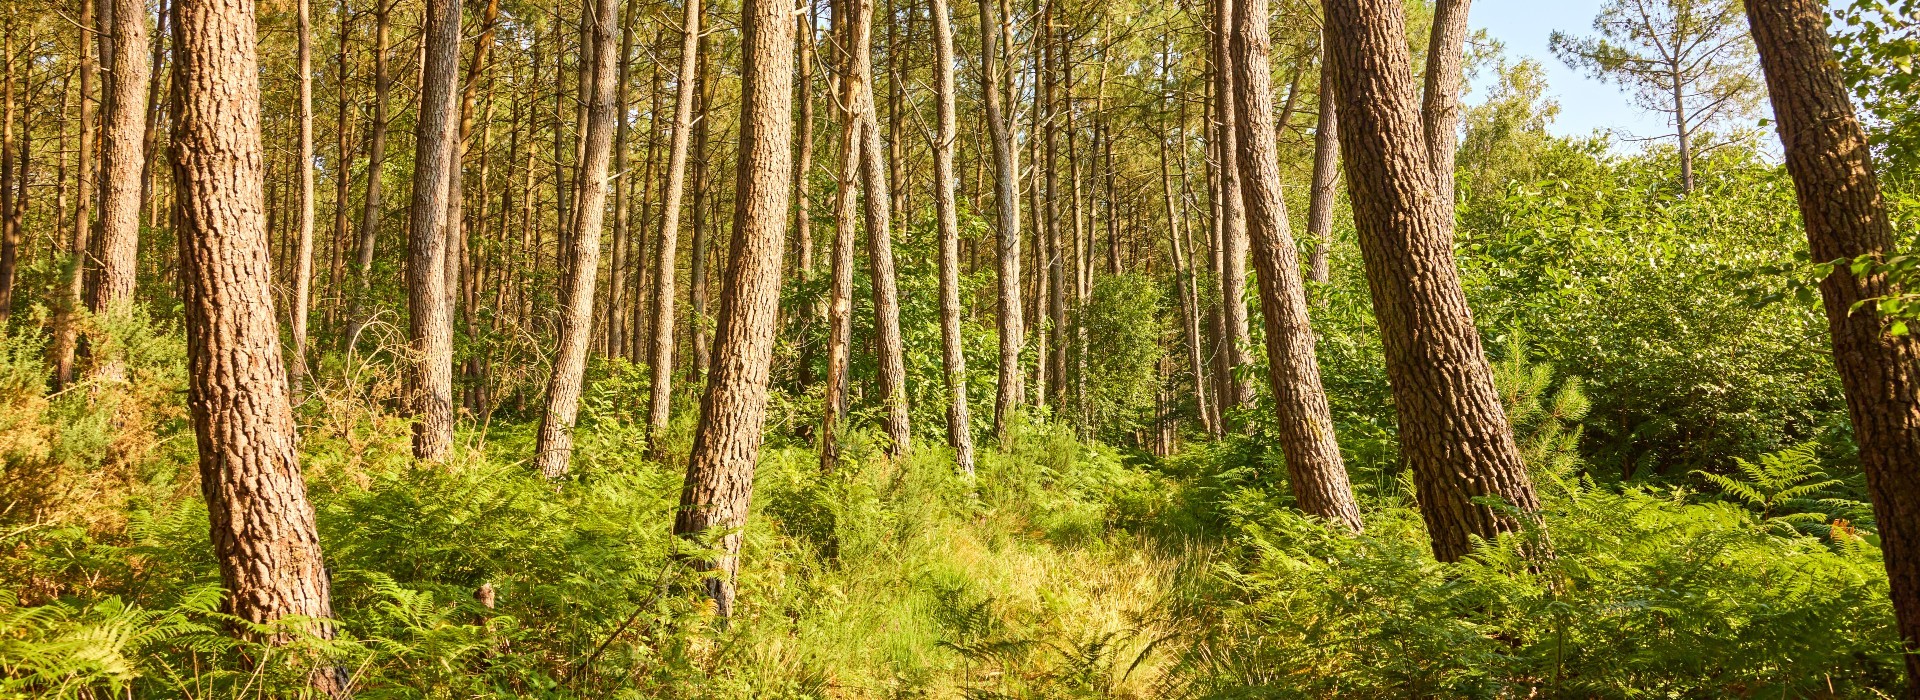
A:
[
  {"left": 673, "top": 0, "right": 793, "bottom": 617},
  {"left": 53, "top": 0, "right": 97, "bottom": 390},
  {"left": 979, "top": 0, "right": 1024, "bottom": 440},
  {"left": 90, "top": 0, "right": 150, "bottom": 383},
  {"left": 533, "top": 0, "right": 617, "bottom": 478},
  {"left": 171, "top": 0, "right": 343, "bottom": 691},
  {"left": 1744, "top": 1, "right": 1920, "bottom": 692},
  {"left": 1306, "top": 41, "right": 1338, "bottom": 287},
  {"left": 1420, "top": 0, "right": 1469, "bottom": 208},
  {"left": 1231, "top": 0, "right": 1361, "bottom": 532},
  {"left": 644, "top": 0, "right": 703, "bottom": 453},
  {"left": 850, "top": 0, "right": 911, "bottom": 457},
  {"left": 405, "top": 0, "right": 462, "bottom": 461},
  {"left": 930, "top": 0, "right": 975, "bottom": 475},
  {"left": 1323, "top": 0, "right": 1541, "bottom": 563}
]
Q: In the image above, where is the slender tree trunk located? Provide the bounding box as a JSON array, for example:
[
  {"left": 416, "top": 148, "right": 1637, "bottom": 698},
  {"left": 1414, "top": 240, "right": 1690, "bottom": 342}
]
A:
[
  {"left": 1161, "top": 109, "right": 1213, "bottom": 437},
  {"left": 1323, "top": 0, "right": 1541, "bottom": 562},
  {"left": 1211, "top": 0, "right": 1251, "bottom": 416},
  {"left": 325, "top": 0, "right": 351, "bottom": 332},
  {"left": 688, "top": 38, "right": 714, "bottom": 379},
  {"left": 53, "top": 0, "right": 99, "bottom": 389},
  {"left": 1745, "top": 2, "right": 1920, "bottom": 692},
  {"left": 1673, "top": 72, "right": 1694, "bottom": 194},
  {"left": 851, "top": 0, "right": 911, "bottom": 456},
  {"left": 931, "top": 0, "right": 973, "bottom": 474},
  {"left": 1306, "top": 40, "right": 1338, "bottom": 287},
  {"left": 344, "top": 0, "right": 392, "bottom": 349},
  {"left": 819, "top": 0, "right": 858, "bottom": 472},
  {"left": 645, "top": 0, "right": 704, "bottom": 451},
  {"left": 141, "top": 1, "right": 168, "bottom": 231},
  {"left": 286, "top": 0, "right": 314, "bottom": 394},
  {"left": 534, "top": 0, "right": 617, "bottom": 478},
  {"left": 793, "top": 1, "right": 817, "bottom": 390},
  {"left": 1231, "top": 0, "right": 1360, "bottom": 531},
  {"left": 171, "top": 0, "right": 343, "bottom": 689},
  {"left": 95, "top": 0, "right": 149, "bottom": 345},
  {"left": 0, "top": 16, "right": 18, "bottom": 326},
  {"left": 981, "top": 0, "right": 1023, "bottom": 439},
  {"left": 406, "top": 0, "right": 462, "bottom": 461},
  {"left": 606, "top": 0, "right": 635, "bottom": 358},
  {"left": 1421, "top": 0, "right": 1469, "bottom": 208},
  {"left": 674, "top": 0, "right": 792, "bottom": 616}
]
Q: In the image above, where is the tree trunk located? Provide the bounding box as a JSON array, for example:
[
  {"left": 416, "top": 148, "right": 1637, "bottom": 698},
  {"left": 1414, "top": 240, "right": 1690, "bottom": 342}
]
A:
[
  {"left": 688, "top": 39, "right": 714, "bottom": 379},
  {"left": 0, "top": 17, "right": 18, "bottom": 326},
  {"left": 1306, "top": 41, "right": 1338, "bottom": 287},
  {"left": 1231, "top": 0, "right": 1361, "bottom": 531},
  {"left": 53, "top": 0, "right": 98, "bottom": 390},
  {"left": 1160, "top": 86, "right": 1213, "bottom": 435},
  {"left": 645, "top": 0, "right": 704, "bottom": 452},
  {"left": 930, "top": 0, "right": 974, "bottom": 475},
  {"left": 453, "top": 0, "right": 500, "bottom": 407},
  {"left": 1744, "top": 1, "right": 1920, "bottom": 692},
  {"left": 1420, "top": 0, "right": 1469, "bottom": 208},
  {"left": 1673, "top": 71, "right": 1694, "bottom": 194},
  {"left": 325, "top": 0, "right": 351, "bottom": 332},
  {"left": 1323, "top": 0, "right": 1540, "bottom": 562},
  {"left": 344, "top": 0, "right": 392, "bottom": 350},
  {"left": 674, "top": 0, "right": 792, "bottom": 616},
  {"left": 287, "top": 0, "right": 314, "bottom": 394},
  {"left": 1211, "top": 0, "right": 1251, "bottom": 416},
  {"left": 605, "top": 0, "right": 635, "bottom": 358},
  {"left": 819, "top": 0, "right": 859, "bottom": 472},
  {"left": 406, "top": 0, "right": 462, "bottom": 461},
  {"left": 793, "top": 2, "right": 817, "bottom": 390},
  {"left": 534, "top": 0, "right": 617, "bottom": 478},
  {"left": 981, "top": 0, "right": 1024, "bottom": 440},
  {"left": 171, "top": 0, "right": 343, "bottom": 689},
  {"left": 851, "top": 0, "right": 912, "bottom": 457}
]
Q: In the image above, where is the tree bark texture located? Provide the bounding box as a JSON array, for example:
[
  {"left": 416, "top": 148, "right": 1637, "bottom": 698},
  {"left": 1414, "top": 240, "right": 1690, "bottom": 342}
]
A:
[
  {"left": 645, "top": 0, "right": 703, "bottom": 451},
  {"left": 535, "top": 0, "right": 618, "bottom": 478},
  {"left": 1323, "top": 0, "right": 1541, "bottom": 562},
  {"left": 930, "top": 0, "right": 975, "bottom": 475},
  {"left": 673, "top": 0, "right": 792, "bottom": 617},
  {"left": 1306, "top": 43, "right": 1338, "bottom": 287},
  {"left": 92, "top": 0, "right": 151, "bottom": 366},
  {"left": 170, "top": 0, "right": 342, "bottom": 690},
  {"left": 850, "top": 0, "right": 912, "bottom": 457},
  {"left": 405, "top": 0, "right": 462, "bottom": 461},
  {"left": 1210, "top": 0, "right": 1252, "bottom": 415},
  {"left": 1420, "top": 0, "right": 1470, "bottom": 208},
  {"left": 344, "top": 0, "right": 391, "bottom": 349},
  {"left": 1744, "top": 0, "right": 1920, "bottom": 692},
  {"left": 1231, "top": 0, "right": 1361, "bottom": 532},
  {"left": 980, "top": 0, "right": 1024, "bottom": 440}
]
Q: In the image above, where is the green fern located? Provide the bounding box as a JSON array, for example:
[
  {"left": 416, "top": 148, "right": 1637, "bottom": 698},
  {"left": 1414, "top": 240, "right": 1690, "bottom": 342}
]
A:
[{"left": 1693, "top": 443, "right": 1860, "bottom": 533}]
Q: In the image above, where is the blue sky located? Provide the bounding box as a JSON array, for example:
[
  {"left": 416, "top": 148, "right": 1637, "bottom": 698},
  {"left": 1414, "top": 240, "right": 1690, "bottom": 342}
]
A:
[{"left": 1467, "top": 0, "right": 1677, "bottom": 141}]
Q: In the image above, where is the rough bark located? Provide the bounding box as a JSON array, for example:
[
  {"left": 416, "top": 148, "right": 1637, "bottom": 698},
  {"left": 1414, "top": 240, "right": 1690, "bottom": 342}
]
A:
[
  {"left": 171, "top": 0, "right": 342, "bottom": 690},
  {"left": 688, "top": 38, "right": 714, "bottom": 379},
  {"left": 1306, "top": 43, "right": 1338, "bottom": 287},
  {"left": 645, "top": 0, "right": 703, "bottom": 452},
  {"left": 1231, "top": 0, "right": 1360, "bottom": 531},
  {"left": 850, "top": 0, "right": 912, "bottom": 457},
  {"left": 819, "top": 3, "right": 859, "bottom": 472},
  {"left": 980, "top": 0, "right": 1024, "bottom": 440},
  {"left": 1323, "top": 0, "right": 1540, "bottom": 562},
  {"left": 931, "top": 0, "right": 974, "bottom": 475},
  {"left": 605, "top": 0, "right": 635, "bottom": 358},
  {"left": 405, "top": 0, "right": 461, "bottom": 461},
  {"left": 287, "top": 0, "right": 314, "bottom": 394},
  {"left": 1744, "top": 1, "right": 1920, "bottom": 692},
  {"left": 673, "top": 0, "right": 792, "bottom": 616},
  {"left": 1420, "top": 0, "right": 1470, "bottom": 207},
  {"left": 534, "top": 0, "right": 617, "bottom": 478}
]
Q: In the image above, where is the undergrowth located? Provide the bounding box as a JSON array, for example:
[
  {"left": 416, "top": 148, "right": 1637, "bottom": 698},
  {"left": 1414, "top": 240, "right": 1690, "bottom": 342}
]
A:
[{"left": 0, "top": 324, "right": 1905, "bottom": 698}]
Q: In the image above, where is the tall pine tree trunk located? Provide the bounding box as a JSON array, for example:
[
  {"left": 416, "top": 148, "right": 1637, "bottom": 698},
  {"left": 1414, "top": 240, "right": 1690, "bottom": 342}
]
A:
[
  {"left": 344, "top": 0, "right": 392, "bottom": 350},
  {"left": 1210, "top": 0, "right": 1251, "bottom": 416},
  {"left": 850, "top": 0, "right": 911, "bottom": 456},
  {"left": 1745, "top": 1, "right": 1920, "bottom": 692},
  {"left": 1421, "top": 0, "right": 1470, "bottom": 207},
  {"left": 406, "top": 0, "right": 462, "bottom": 461},
  {"left": 673, "top": 0, "right": 793, "bottom": 616},
  {"left": 53, "top": 0, "right": 98, "bottom": 390},
  {"left": 1323, "top": 0, "right": 1540, "bottom": 562},
  {"left": 534, "top": 0, "right": 618, "bottom": 478},
  {"left": 171, "top": 0, "right": 343, "bottom": 689},
  {"left": 819, "top": 0, "right": 859, "bottom": 472},
  {"left": 645, "top": 0, "right": 704, "bottom": 452},
  {"left": 930, "top": 0, "right": 973, "bottom": 474},
  {"left": 1231, "top": 0, "right": 1360, "bottom": 531},
  {"left": 288, "top": 0, "right": 314, "bottom": 394},
  {"left": 980, "top": 0, "right": 1023, "bottom": 440},
  {"left": 1305, "top": 41, "right": 1338, "bottom": 287}
]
